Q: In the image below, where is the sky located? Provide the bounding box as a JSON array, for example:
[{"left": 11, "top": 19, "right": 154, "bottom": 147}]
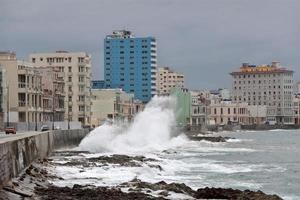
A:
[{"left": 1, "top": 0, "right": 300, "bottom": 89}]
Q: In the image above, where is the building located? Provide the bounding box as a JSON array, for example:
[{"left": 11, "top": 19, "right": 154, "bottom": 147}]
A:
[
  {"left": 92, "top": 80, "right": 105, "bottom": 89},
  {"left": 37, "top": 67, "right": 65, "bottom": 123},
  {"left": 170, "top": 88, "right": 191, "bottom": 126},
  {"left": 0, "top": 66, "right": 7, "bottom": 130},
  {"left": 231, "top": 61, "right": 294, "bottom": 124},
  {"left": 190, "top": 90, "right": 207, "bottom": 126},
  {"left": 0, "top": 52, "right": 43, "bottom": 127},
  {"left": 90, "top": 89, "right": 142, "bottom": 127},
  {"left": 294, "top": 95, "right": 300, "bottom": 124},
  {"left": 209, "top": 101, "right": 250, "bottom": 125},
  {"left": 156, "top": 67, "right": 184, "bottom": 96},
  {"left": 30, "top": 51, "right": 92, "bottom": 126},
  {"left": 295, "top": 81, "right": 300, "bottom": 94},
  {"left": 104, "top": 30, "right": 157, "bottom": 103}
]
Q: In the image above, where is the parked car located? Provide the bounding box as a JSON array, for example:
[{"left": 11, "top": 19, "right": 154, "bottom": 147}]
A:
[
  {"left": 5, "top": 127, "right": 16, "bottom": 134},
  {"left": 40, "top": 125, "right": 50, "bottom": 132}
]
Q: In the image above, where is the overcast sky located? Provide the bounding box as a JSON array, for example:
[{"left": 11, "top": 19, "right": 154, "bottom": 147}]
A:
[{"left": 1, "top": 0, "right": 299, "bottom": 89}]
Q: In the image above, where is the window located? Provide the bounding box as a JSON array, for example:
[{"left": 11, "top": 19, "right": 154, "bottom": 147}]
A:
[
  {"left": 68, "top": 96, "right": 72, "bottom": 101},
  {"left": 68, "top": 66, "right": 72, "bottom": 72},
  {"left": 68, "top": 76, "right": 72, "bottom": 82},
  {"left": 79, "top": 76, "right": 85, "bottom": 82},
  {"left": 79, "top": 105, "right": 85, "bottom": 111}
]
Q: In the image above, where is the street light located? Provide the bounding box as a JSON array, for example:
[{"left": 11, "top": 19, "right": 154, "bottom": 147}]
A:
[{"left": 6, "top": 83, "right": 9, "bottom": 127}]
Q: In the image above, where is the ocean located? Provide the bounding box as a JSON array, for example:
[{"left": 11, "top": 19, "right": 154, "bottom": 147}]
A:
[{"left": 46, "top": 97, "right": 300, "bottom": 200}]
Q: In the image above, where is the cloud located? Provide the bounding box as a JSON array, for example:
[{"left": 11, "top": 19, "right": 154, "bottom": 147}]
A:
[{"left": 0, "top": 0, "right": 299, "bottom": 89}]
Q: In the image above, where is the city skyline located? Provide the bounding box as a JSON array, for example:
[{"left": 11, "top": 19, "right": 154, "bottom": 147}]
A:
[{"left": 1, "top": 0, "right": 300, "bottom": 89}]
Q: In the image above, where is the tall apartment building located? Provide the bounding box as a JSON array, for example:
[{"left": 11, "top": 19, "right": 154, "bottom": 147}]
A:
[
  {"left": 30, "top": 51, "right": 92, "bottom": 125},
  {"left": 104, "top": 30, "right": 157, "bottom": 103},
  {"left": 0, "top": 52, "right": 43, "bottom": 125},
  {"left": 231, "top": 61, "right": 294, "bottom": 124},
  {"left": 156, "top": 67, "right": 184, "bottom": 96}
]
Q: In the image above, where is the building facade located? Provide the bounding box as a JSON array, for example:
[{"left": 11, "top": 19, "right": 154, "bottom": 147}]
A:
[
  {"left": 231, "top": 62, "right": 294, "bottom": 124},
  {"left": 92, "top": 80, "right": 105, "bottom": 89},
  {"left": 37, "top": 67, "right": 65, "bottom": 123},
  {"left": 209, "top": 101, "right": 250, "bottom": 125},
  {"left": 156, "top": 67, "right": 184, "bottom": 96},
  {"left": 30, "top": 51, "right": 92, "bottom": 126},
  {"left": 190, "top": 90, "right": 207, "bottom": 126},
  {"left": 91, "top": 88, "right": 142, "bottom": 127},
  {"left": 104, "top": 30, "right": 157, "bottom": 103},
  {"left": 0, "top": 52, "right": 43, "bottom": 126},
  {"left": 294, "top": 95, "right": 300, "bottom": 124}
]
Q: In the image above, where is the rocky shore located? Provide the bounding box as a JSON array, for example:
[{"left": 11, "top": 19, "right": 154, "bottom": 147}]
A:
[{"left": 0, "top": 153, "right": 283, "bottom": 200}]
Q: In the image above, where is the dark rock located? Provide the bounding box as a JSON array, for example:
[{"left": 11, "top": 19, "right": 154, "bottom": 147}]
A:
[
  {"left": 194, "top": 187, "right": 283, "bottom": 200},
  {"left": 188, "top": 136, "right": 233, "bottom": 142},
  {"left": 35, "top": 185, "right": 166, "bottom": 200}
]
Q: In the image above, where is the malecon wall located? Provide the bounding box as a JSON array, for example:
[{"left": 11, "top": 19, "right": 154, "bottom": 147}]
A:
[{"left": 0, "top": 129, "right": 89, "bottom": 187}]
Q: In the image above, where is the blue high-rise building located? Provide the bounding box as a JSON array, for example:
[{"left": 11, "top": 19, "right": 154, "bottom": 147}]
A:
[
  {"left": 92, "top": 80, "right": 106, "bottom": 89},
  {"left": 104, "top": 30, "right": 157, "bottom": 102}
]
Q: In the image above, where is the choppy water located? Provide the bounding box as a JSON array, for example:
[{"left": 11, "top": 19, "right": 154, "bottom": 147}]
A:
[
  {"left": 48, "top": 129, "right": 300, "bottom": 200},
  {"left": 45, "top": 97, "right": 300, "bottom": 199}
]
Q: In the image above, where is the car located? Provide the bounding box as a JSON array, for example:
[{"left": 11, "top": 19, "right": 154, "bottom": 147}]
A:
[
  {"left": 5, "top": 127, "right": 16, "bottom": 134},
  {"left": 40, "top": 125, "right": 50, "bottom": 132}
]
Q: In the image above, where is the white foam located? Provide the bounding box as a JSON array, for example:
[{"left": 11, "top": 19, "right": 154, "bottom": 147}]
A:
[{"left": 78, "top": 96, "right": 187, "bottom": 154}]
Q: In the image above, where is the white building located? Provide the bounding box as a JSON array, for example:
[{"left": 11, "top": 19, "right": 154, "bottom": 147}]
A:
[{"left": 231, "top": 61, "right": 294, "bottom": 124}]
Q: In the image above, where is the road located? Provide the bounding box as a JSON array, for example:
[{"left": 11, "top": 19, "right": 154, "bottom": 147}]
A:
[{"left": 0, "top": 131, "right": 41, "bottom": 144}]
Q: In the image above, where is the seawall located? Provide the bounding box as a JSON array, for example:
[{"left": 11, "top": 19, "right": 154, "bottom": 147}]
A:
[{"left": 0, "top": 129, "right": 89, "bottom": 187}]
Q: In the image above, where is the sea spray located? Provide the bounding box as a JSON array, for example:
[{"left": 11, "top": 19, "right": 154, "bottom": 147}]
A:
[{"left": 79, "top": 96, "right": 186, "bottom": 153}]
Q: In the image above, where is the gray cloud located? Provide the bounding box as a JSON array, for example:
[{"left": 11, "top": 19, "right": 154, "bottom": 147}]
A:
[{"left": 1, "top": 0, "right": 299, "bottom": 89}]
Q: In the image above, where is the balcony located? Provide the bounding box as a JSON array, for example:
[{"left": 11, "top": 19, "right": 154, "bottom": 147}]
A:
[
  {"left": 78, "top": 71, "right": 87, "bottom": 76},
  {"left": 18, "top": 101, "right": 26, "bottom": 107},
  {"left": 18, "top": 82, "right": 27, "bottom": 88}
]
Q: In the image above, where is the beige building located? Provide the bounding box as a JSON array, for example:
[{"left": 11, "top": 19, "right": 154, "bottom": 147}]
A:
[
  {"left": 91, "top": 89, "right": 141, "bottom": 127},
  {"left": 0, "top": 52, "right": 43, "bottom": 126},
  {"left": 156, "top": 67, "right": 184, "bottom": 96},
  {"left": 231, "top": 62, "right": 294, "bottom": 124},
  {"left": 30, "top": 51, "right": 92, "bottom": 126},
  {"left": 209, "top": 101, "right": 250, "bottom": 125}
]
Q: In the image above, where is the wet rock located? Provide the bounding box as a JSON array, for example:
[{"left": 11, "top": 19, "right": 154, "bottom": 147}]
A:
[
  {"left": 188, "top": 136, "right": 232, "bottom": 142},
  {"left": 88, "top": 154, "right": 158, "bottom": 167},
  {"left": 52, "top": 150, "right": 90, "bottom": 157},
  {"left": 194, "top": 187, "right": 283, "bottom": 200},
  {"left": 35, "top": 185, "right": 166, "bottom": 200},
  {"left": 120, "top": 178, "right": 195, "bottom": 196},
  {"left": 158, "top": 191, "right": 169, "bottom": 197}
]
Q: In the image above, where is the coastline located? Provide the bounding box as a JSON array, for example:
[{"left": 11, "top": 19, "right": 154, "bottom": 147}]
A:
[{"left": 0, "top": 154, "right": 283, "bottom": 200}]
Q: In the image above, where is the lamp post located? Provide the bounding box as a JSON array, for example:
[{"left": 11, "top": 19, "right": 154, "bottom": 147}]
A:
[
  {"left": 6, "top": 84, "right": 9, "bottom": 127},
  {"left": 34, "top": 70, "right": 38, "bottom": 131}
]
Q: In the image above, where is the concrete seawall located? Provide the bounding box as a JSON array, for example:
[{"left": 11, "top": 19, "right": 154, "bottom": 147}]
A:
[{"left": 0, "top": 129, "right": 89, "bottom": 187}]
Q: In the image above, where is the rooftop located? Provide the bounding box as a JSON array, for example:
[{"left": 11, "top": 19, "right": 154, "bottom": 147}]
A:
[
  {"left": 106, "top": 30, "right": 134, "bottom": 39},
  {"left": 230, "top": 61, "right": 293, "bottom": 75}
]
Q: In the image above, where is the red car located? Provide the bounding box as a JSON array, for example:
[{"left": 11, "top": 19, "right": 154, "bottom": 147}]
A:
[{"left": 5, "top": 127, "right": 16, "bottom": 134}]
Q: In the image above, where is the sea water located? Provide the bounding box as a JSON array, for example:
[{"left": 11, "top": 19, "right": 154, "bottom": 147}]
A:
[{"left": 47, "top": 97, "right": 300, "bottom": 200}]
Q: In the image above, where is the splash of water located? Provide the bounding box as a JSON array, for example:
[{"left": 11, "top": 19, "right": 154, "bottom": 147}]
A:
[{"left": 79, "top": 96, "right": 187, "bottom": 153}]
